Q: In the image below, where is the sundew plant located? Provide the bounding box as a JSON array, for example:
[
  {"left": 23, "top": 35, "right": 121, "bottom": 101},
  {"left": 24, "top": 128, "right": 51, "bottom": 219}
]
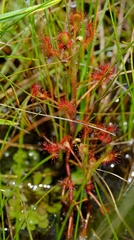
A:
[{"left": 0, "top": 1, "right": 134, "bottom": 240}]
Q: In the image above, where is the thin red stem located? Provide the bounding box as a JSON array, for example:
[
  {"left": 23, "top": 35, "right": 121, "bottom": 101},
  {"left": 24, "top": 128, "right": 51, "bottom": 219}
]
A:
[{"left": 66, "top": 212, "right": 74, "bottom": 240}]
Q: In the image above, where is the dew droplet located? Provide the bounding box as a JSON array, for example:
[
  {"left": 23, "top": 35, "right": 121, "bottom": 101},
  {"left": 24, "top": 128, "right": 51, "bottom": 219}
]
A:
[
  {"left": 106, "top": 51, "right": 112, "bottom": 57},
  {"left": 70, "top": 3, "right": 76, "bottom": 8},
  {"left": 115, "top": 98, "right": 119, "bottom": 103},
  {"left": 110, "top": 163, "right": 115, "bottom": 168},
  {"left": 125, "top": 154, "right": 130, "bottom": 159},
  {"left": 128, "top": 138, "right": 134, "bottom": 145}
]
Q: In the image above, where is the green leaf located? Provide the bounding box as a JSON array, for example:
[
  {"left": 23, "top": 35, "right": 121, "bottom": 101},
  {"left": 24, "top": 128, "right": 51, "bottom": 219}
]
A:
[
  {"left": 0, "top": 0, "right": 61, "bottom": 23},
  {"left": 0, "top": 119, "right": 18, "bottom": 126}
]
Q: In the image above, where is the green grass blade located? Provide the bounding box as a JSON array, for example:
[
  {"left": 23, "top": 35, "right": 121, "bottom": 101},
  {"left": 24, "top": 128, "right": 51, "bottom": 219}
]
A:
[
  {"left": 0, "top": 0, "right": 61, "bottom": 23},
  {"left": 0, "top": 119, "right": 18, "bottom": 126}
]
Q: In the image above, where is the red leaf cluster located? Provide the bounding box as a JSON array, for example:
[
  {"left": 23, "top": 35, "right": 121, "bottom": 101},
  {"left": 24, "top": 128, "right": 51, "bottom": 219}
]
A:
[
  {"left": 58, "top": 32, "right": 73, "bottom": 50},
  {"left": 58, "top": 98, "right": 76, "bottom": 117},
  {"left": 84, "top": 22, "right": 95, "bottom": 48},
  {"left": 70, "top": 12, "right": 83, "bottom": 32},
  {"left": 43, "top": 142, "right": 60, "bottom": 159},
  {"left": 31, "top": 84, "right": 48, "bottom": 100},
  {"left": 91, "top": 63, "right": 115, "bottom": 82},
  {"left": 43, "top": 135, "right": 72, "bottom": 159},
  {"left": 42, "top": 36, "right": 59, "bottom": 57},
  {"left": 96, "top": 123, "right": 117, "bottom": 143},
  {"left": 101, "top": 150, "right": 120, "bottom": 166}
]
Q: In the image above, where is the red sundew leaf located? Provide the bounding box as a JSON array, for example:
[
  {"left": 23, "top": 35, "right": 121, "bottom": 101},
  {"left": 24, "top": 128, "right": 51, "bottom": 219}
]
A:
[
  {"left": 91, "top": 63, "right": 115, "bottom": 82},
  {"left": 96, "top": 123, "right": 117, "bottom": 143},
  {"left": 41, "top": 36, "right": 59, "bottom": 57},
  {"left": 96, "top": 123, "right": 115, "bottom": 143},
  {"left": 59, "top": 177, "right": 75, "bottom": 190},
  {"left": 100, "top": 63, "right": 115, "bottom": 78},
  {"left": 58, "top": 32, "right": 73, "bottom": 50},
  {"left": 43, "top": 136, "right": 72, "bottom": 159},
  {"left": 84, "top": 22, "right": 95, "bottom": 48},
  {"left": 43, "top": 142, "right": 59, "bottom": 159},
  {"left": 106, "top": 123, "right": 117, "bottom": 134},
  {"left": 91, "top": 70, "right": 104, "bottom": 82},
  {"left": 58, "top": 99, "right": 76, "bottom": 116},
  {"left": 98, "top": 132, "right": 112, "bottom": 143},
  {"left": 96, "top": 123, "right": 112, "bottom": 143},
  {"left": 31, "top": 84, "right": 41, "bottom": 97},
  {"left": 31, "top": 84, "right": 48, "bottom": 100},
  {"left": 101, "top": 151, "right": 120, "bottom": 166},
  {"left": 70, "top": 12, "right": 83, "bottom": 32}
]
